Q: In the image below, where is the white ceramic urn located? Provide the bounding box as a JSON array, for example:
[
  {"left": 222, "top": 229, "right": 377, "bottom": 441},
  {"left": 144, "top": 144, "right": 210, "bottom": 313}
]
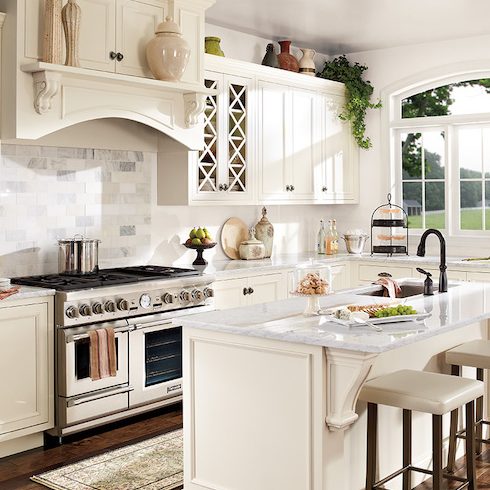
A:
[
  {"left": 298, "top": 48, "right": 316, "bottom": 76},
  {"left": 146, "top": 17, "right": 190, "bottom": 82}
]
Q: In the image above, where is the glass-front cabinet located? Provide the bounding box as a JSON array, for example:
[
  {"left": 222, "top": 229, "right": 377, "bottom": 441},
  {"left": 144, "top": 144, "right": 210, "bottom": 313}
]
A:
[{"left": 191, "top": 71, "right": 255, "bottom": 203}]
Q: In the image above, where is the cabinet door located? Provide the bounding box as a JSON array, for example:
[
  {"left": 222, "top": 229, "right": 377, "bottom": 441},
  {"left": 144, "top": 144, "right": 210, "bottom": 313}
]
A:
[
  {"left": 289, "top": 89, "right": 316, "bottom": 200},
  {"left": 78, "top": 0, "right": 117, "bottom": 71},
  {"left": 0, "top": 303, "right": 50, "bottom": 436},
  {"left": 258, "top": 81, "right": 290, "bottom": 200},
  {"left": 466, "top": 272, "right": 490, "bottom": 283},
  {"left": 213, "top": 277, "right": 247, "bottom": 310},
  {"left": 116, "top": 0, "right": 164, "bottom": 77},
  {"left": 248, "top": 273, "right": 287, "bottom": 305}
]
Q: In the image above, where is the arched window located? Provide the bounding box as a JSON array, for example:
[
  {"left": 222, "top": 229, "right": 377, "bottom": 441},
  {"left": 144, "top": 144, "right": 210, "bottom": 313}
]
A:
[{"left": 392, "top": 76, "right": 490, "bottom": 234}]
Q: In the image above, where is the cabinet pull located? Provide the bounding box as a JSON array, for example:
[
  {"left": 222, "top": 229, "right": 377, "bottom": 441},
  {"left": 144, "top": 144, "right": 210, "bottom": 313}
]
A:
[
  {"left": 109, "top": 51, "right": 117, "bottom": 60},
  {"left": 243, "top": 287, "right": 248, "bottom": 296},
  {"left": 218, "top": 184, "right": 224, "bottom": 191},
  {"left": 322, "top": 186, "right": 328, "bottom": 192},
  {"left": 290, "top": 185, "right": 295, "bottom": 191},
  {"left": 285, "top": 185, "right": 290, "bottom": 191},
  {"left": 248, "top": 287, "right": 254, "bottom": 294},
  {"left": 116, "top": 52, "right": 124, "bottom": 62},
  {"left": 222, "top": 183, "right": 229, "bottom": 191}
]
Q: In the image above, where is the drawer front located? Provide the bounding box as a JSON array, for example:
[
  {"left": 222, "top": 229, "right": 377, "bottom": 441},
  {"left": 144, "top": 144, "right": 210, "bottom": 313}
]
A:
[
  {"left": 467, "top": 272, "right": 490, "bottom": 283},
  {"left": 66, "top": 392, "right": 128, "bottom": 425}
]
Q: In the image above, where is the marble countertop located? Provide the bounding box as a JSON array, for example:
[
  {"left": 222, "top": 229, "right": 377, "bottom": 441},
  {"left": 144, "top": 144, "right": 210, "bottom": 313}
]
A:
[
  {"left": 179, "top": 280, "right": 490, "bottom": 353},
  {"left": 195, "top": 252, "right": 490, "bottom": 279},
  {"left": 0, "top": 286, "right": 56, "bottom": 304}
]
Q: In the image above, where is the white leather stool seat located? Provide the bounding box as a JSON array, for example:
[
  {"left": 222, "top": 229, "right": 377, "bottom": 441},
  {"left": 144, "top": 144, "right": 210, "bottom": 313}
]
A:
[
  {"left": 446, "top": 339, "right": 490, "bottom": 369},
  {"left": 359, "top": 369, "right": 483, "bottom": 415}
]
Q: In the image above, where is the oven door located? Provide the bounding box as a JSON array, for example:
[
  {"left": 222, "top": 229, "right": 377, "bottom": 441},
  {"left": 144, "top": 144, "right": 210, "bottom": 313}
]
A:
[{"left": 58, "top": 320, "right": 130, "bottom": 398}]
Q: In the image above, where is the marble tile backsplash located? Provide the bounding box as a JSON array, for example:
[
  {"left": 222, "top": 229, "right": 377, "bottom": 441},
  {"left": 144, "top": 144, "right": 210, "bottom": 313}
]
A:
[{"left": 0, "top": 144, "right": 153, "bottom": 277}]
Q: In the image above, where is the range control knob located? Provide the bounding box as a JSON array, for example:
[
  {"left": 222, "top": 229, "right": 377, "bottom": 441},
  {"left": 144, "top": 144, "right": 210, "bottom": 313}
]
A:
[
  {"left": 191, "top": 289, "right": 204, "bottom": 301},
  {"left": 162, "top": 292, "right": 174, "bottom": 304},
  {"left": 79, "top": 304, "right": 92, "bottom": 317},
  {"left": 179, "top": 290, "right": 191, "bottom": 303},
  {"left": 105, "top": 300, "right": 116, "bottom": 312},
  {"left": 65, "top": 306, "right": 78, "bottom": 319},
  {"left": 92, "top": 302, "right": 104, "bottom": 314},
  {"left": 117, "top": 298, "right": 130, "bottom": 311},
  {"left": 203, "top": 287, "right": 214, "bottom": 298}
]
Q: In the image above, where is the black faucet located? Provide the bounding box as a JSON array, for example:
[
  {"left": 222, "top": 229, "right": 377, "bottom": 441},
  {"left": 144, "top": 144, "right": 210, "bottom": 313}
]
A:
[{"left": 416, "top": 229, "right": 447, "bottom": 293}]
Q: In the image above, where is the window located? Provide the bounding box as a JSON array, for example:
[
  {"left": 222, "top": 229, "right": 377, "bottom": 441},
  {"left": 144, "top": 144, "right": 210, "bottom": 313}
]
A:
[{"left": 393, "top": 76, "right": 490, "bottom": 234}]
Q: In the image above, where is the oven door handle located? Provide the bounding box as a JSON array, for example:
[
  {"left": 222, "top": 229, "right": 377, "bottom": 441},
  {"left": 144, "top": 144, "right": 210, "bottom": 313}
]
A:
[
  {"left": 66, "top": 326, "right": 133, "bottom": 343},
  {"left": 66, "top": 385, "right": 134, "bottom": 407}
]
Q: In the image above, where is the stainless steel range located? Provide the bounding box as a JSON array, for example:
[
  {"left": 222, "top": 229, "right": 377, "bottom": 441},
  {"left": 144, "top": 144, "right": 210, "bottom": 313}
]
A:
[{"left": 12, "top": 266, "right": 214, "bottom": 440}]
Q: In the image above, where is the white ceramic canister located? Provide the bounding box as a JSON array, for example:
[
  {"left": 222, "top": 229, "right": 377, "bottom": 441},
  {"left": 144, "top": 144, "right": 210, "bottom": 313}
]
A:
[
  {"left": 298, "top": 48, "right": 316, "bottom": 76},
  {"left": 239, "top": 228, "right": 266, "bottom": 260},
  {"left": 146, "top": 17, "right": 190, "bottom": 82}
]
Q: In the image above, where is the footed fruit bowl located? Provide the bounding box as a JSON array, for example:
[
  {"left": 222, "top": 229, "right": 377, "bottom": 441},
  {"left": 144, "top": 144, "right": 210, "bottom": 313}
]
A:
[{"left": 183, "top": 242, "right": 216, "bottom": 265}]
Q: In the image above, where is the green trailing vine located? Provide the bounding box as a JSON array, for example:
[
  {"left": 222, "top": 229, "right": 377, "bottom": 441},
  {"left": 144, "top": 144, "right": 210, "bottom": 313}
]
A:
[{"left": 317, "top": 55, "right": 381, "bottom": 149}]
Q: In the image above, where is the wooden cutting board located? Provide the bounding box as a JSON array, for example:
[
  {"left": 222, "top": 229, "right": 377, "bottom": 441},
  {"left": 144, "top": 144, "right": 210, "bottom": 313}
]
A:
[{"left": 220, "top": 217, "right": 249, "bottom": 260}]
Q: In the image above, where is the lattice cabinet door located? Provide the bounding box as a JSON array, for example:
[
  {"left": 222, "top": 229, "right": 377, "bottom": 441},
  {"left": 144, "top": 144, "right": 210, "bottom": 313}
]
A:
[{"left": 220, "top": 74, "right": 255, "bottom": 201}]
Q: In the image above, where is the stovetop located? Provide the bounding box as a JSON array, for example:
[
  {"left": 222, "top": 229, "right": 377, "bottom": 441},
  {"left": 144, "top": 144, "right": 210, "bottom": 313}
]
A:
[{"left": 11, "top": 265, "right": 200, "bottom": 291}]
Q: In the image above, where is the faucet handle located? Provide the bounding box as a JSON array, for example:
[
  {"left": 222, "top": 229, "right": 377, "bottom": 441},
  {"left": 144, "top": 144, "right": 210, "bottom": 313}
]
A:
[
  {"left": 416, "top": 268, "right": 434, "bottom": 296},
  {"left": 416, "top": 267, "right": 432, "bottom": 277},
  {"left": 378, "top": 272, "right": 392, "bottom": 278}
]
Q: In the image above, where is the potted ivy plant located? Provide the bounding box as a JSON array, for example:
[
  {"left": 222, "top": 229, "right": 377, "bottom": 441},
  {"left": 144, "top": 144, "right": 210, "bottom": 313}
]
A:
[{"left": 317, "top": 55, "right": 381, "bottom": 149}]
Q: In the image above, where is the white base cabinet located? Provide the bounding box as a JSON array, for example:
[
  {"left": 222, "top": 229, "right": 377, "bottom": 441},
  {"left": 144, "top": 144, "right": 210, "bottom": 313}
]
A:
[
  {"left": 0, "top": 295, "right": 54, "bottom": 456},
  {"left": 213, "top": 272, "right": 287, "bottom": 310}
]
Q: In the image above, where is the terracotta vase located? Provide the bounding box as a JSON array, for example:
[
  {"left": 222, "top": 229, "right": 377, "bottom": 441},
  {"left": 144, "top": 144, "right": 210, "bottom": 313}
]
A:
[
  {"left": 61, "top": 0, "right": 81, "bottom": 67},
  {"left": 146, "top": 17, "right": 190, "bottom": 81},
  {"left": 43, "top": 0, "right": 63, "bottom": 64},
  {"left": 205, "top": 37, "right": 225, "bottom": 57},
  {"left": 277, "top": 40, "right": 299, "bottom": 72},
  {"left": 254, "top": 207, "right": 274, "bottom": 258},
  {"left": 298, "top": 48, "right": 316, "bottom": 76},
  {"left": 261, "top": 43, "right": 279, "bottom": 68}
]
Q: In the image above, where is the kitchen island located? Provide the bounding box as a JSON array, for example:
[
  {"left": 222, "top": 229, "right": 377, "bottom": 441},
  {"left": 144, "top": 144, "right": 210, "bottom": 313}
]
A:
[{"left": 181, "top": 280, "right": 490, "bottom": 490}]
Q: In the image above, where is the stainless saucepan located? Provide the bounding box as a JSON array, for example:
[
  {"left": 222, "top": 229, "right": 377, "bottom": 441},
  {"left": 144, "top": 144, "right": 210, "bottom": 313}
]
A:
[{"left": 58, "top": 235, "right": 101, "bottom": 274}]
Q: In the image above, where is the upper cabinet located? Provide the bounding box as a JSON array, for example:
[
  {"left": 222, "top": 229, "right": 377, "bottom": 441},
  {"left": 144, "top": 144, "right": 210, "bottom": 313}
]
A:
[
  {"left": 0, "top": 0, "right": 214, "bottom": 146},
  {"left": 157, "top": 55, "right": 359, "bottom": 205}
]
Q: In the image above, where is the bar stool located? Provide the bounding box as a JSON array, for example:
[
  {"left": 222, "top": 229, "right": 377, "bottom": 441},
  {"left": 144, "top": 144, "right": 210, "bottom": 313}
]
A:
[
  {"left": 359, "top": 369, "right": 483, "bottom": 489},
  {"left": 446, "top": 340, "right": 490, "bottom": 473}
]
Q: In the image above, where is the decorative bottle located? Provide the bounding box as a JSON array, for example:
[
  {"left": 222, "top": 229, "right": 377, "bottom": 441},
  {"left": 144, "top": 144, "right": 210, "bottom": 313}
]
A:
[
  {"left": 277, "top": 40, "right": 299, "bottom": 72},
  {"left": 298, "top": 48, "right": 316, "bottom": 76},
  {"left": 325, "top": 220, "right": 334, "bottom": 256},
  {"left": 317, "top": 220, "right": 326, "bottom": 254},
  {"left": 331, "top": 219, "right": 339, "bottom": 254},
  {"left": 261, "top": 43, "right": 279, "bottom": 68},
  {"left": 61, "top": 0, "right": 81, "bottom": 67},
  {"left": 254, "top": 207, "right": 274, "bottom": 258},
  {"left": 205, "top": 37, "right": 225, "bottom": 56}
]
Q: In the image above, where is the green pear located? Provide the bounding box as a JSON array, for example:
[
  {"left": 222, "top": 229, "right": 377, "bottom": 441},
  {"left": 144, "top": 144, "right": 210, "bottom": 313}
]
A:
[
  {"left": 196, "top": 227, "right": 206, "bottom": 239},
  {"left": 191, "top": 238, "right": 202, "bottom": 245},
  {"left": 189, "top": 227, "right": 197, "bottom": 239}
]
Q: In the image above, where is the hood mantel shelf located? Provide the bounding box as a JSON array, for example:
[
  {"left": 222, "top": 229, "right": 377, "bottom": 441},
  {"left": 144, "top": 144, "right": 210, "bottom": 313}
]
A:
[{"left": 19, "top": 62, "right": 214, "bottom": 149}]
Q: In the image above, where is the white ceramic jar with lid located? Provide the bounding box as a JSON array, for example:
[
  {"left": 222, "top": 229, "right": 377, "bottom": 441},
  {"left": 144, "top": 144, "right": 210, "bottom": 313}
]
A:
[
  {"left": 238, "top": 228, "right": 266, "bottom": 260},
  {"left": 146, "top": 17, "right": 190, "bottom": 82}
]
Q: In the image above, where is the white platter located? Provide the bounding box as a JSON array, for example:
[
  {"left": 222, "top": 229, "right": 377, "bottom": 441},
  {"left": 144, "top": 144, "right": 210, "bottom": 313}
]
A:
[{"left": 322, "top": 311, "right": 431, "bottom": 326}]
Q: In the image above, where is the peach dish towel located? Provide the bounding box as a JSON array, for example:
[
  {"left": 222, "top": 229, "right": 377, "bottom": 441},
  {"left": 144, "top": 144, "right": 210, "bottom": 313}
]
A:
[
  {"left": 0, "top": 286, "right": 20, "bottom": 301},
  {"left": 89, "top": 328, "right": 117, "bottom": 380},
  {"left": 375, "top": 277, "right": 401, "bottom": 298}
]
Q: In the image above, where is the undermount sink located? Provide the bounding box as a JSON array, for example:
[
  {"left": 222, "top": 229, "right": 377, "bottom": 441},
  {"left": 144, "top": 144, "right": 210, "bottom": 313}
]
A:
[{"left": 354, "top": 282, "right": 460, "bottom": 298}]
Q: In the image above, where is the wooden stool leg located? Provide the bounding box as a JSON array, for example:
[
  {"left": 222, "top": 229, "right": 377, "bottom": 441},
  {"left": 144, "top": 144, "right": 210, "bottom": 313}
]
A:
[
  {"left": 366, "top": 403, "right": 378, "bottom": 490},
  {"left": 402, "top": 409, "right": 412, "bottom": 490},
  {"left": 466, "top": 400, "right": 478, "bottom": 490},
  {"left": 476, "top": 368, "right": 484, "bottom": 455},
  {"left": 433, "top": 414, "right": 443, "bottom": 489},
  {"left": 447, "top": 364, "right": 461, "bottom": 473}
]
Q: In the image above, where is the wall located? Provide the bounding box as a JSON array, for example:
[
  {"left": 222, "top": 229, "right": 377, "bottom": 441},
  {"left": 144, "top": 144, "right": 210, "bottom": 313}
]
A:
[{"left": 332, "top": 33, "right": 490, "bottom": 257}]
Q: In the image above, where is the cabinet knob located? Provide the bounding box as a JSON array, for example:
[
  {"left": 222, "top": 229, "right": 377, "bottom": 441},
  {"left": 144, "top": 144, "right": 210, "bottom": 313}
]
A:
[
  {"left": 285, "top": 185, "right": 290, "bottom": 191},
  {"left": 322, "top": 186, "right": 328, "bottom": 192},
  {"left": 222, "top": 183, "right": 229, "bottom": 191},
  {"left": 290, "top": 185, "right": 295, "bottom": 191},
  {"left": 243, "top": 287, "right": 248, "bottom": 296},
  {"left": 218, "top": 184, "right": 224, "bottom": 191},
  {"left": 109, "top": 51, "right": 117, "bottom": 60},
  {"left": 248, "top": 287, "right": 254, "bottom": 294},
  {"left": 116, "top": 52, "right": 124, "bottom": 62}
]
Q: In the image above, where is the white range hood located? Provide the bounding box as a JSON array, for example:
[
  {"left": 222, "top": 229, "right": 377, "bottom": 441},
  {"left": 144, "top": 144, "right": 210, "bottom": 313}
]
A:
[{"left": 0, "top": 0, "right": 215, "bottom": 150}]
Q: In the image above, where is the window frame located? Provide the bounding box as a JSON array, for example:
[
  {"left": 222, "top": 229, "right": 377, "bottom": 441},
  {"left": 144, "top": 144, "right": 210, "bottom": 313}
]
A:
[{"left": 388, "top": 68, "right": 490, "bottom": 238}]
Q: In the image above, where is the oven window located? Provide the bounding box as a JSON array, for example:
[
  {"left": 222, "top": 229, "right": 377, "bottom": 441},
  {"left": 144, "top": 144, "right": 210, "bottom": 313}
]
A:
[
  {"left": 75, "top": 338, "right": 119, "bottom": 380},
  {"left": 145, "top": 326, "right": 182, "bottom": 387}
]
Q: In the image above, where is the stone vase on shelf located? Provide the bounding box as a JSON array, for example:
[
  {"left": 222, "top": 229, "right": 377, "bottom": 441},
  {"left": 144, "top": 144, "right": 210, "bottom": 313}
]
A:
[
  {"left": 61, "top": 0, "right": 81, "bottom": 67},
  {"left": 298, "top": 48, "right": 316, "bottom": 76},
  {"left": 277, "top": 40, "right": 299, "bottom": 72},
  {"left": 261, "top": 43, "right": 279, "bottom": 68},
  {"left": 254, "top": 207, "right": 274, "bottom": 258},
  {"left": 146, "top": 17, "right": 191, "bottom": 81},
  {"left": 205, "top": 37, "right": 225, "bottom": 57},
  {"left": 43, "top": 0, "right": 63, "bottom": 64}
]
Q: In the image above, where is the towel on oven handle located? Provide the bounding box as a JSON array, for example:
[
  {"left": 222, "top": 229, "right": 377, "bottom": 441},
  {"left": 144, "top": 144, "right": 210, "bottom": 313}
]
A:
[{"left": 89, "top": 328, "right": 117, "bottom": 380}]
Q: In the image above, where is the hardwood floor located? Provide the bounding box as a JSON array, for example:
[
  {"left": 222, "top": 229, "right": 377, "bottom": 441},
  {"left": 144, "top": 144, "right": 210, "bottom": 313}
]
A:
[
  {"left": 3, "top": 404, "right": 490, "bottom": 490},
  {"left": 0, "top": 403, "right": 183, "bottom": 490}
]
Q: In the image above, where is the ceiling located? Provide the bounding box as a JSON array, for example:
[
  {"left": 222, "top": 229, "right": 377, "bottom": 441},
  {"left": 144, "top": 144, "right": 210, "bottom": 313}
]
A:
[{"left": 206, "top": 0, "right": 490, "bottom": 55}]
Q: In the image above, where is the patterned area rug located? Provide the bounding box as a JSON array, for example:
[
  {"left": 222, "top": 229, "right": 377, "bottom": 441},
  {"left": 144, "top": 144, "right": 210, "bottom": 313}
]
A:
[{"left": 31, "top": 429, "right": 183, "bottom": 490}]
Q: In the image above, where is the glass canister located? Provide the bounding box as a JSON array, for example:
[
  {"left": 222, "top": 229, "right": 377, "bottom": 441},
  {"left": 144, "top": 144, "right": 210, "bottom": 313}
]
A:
[{"left": 291, "top": 260, "right": 332, "bottom": 316}]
